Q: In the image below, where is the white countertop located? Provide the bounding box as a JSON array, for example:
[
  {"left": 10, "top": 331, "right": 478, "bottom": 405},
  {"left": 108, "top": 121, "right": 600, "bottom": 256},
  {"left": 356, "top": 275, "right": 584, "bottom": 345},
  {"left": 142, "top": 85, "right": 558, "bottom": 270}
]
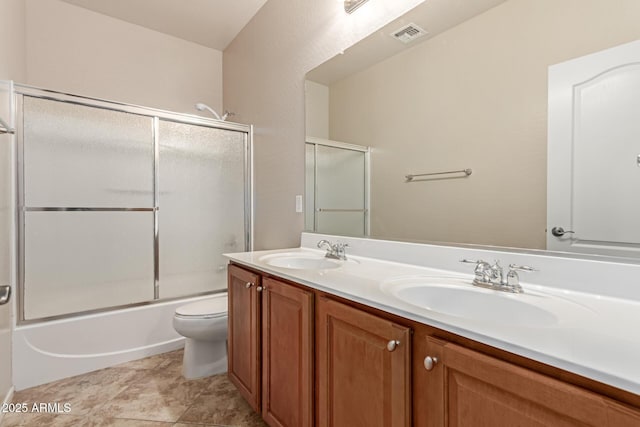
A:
[{"left": 225, "top": 241, "right": 640, "bottom": 397}]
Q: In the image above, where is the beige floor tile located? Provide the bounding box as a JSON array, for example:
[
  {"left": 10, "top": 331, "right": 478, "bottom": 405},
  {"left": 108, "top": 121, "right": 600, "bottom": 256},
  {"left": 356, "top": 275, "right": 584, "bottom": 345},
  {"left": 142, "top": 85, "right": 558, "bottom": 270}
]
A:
[
  {"left": 173, "top": 424, "right": 225, "bottom": 427},
  {"left": 3, "top": 350, "right": 255, "bottom": 427},
  {"left": 95, "top": 367, "right": 210, "bottom": 423},
  {"left": 13, "top": 367, "right": 141, "bottom": 417},
  {"left": 1, "top": 412, "right": 89, "bottom": 427},
  {"left": 89, "top": 417, "right": 174, "bottom": 427},
  {"left": 177, "top": 375, "right": 267, "bottom": 427},
  {"left": 154, "top": 351, "right": 184, "bottom": 377}
]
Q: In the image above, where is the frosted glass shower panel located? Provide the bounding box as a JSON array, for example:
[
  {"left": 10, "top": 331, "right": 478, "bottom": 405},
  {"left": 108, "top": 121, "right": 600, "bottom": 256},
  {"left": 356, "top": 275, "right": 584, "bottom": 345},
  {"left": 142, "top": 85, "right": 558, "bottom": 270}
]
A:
[
  {"left": 316, "top": 145, "right": 366, "bottom": 235},
  {"left": 23, "top": 211, "right": 154, "bottom": 320},
  {"left": 317, "top": 211, "right": 366, "bottom": 236},
  {"left": 23, "top": 97, "right": 154, "bottom": 207},
  {"left": 158, "top": 121, "right": 246, "bottom": 298}
]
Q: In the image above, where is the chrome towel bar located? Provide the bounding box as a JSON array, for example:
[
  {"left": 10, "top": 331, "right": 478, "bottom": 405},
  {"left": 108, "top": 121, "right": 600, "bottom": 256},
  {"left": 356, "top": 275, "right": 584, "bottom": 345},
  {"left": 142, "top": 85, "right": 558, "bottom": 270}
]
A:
[
  {"left": 405, "top": 168, "right": 472, "bottom": 182},
  {"left": 316, "top": 208, "right": 368, "bottom": 213}
]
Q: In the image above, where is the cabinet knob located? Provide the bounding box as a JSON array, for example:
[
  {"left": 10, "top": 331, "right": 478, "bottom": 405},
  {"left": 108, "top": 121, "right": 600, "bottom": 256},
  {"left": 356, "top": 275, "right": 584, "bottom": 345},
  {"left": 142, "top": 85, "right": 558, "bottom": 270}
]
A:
[
  {"left": 257, "top": 286, "right": 265, "bottom": 292},
  {"left": 423, "top": 356, "right": 438, "bottom": 371},
  {"left": 245, "top": 282, "right": 253, "bottom": 288},
  {"left": 386, "top": 340, "right": 400, "bottom": 352}
]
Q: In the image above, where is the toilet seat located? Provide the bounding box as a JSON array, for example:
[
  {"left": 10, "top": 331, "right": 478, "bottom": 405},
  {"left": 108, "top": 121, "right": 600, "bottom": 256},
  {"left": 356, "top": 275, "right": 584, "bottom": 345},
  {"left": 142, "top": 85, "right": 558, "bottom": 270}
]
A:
[{"left": 175, "top": 297, "right": 227, "bottom": 319}]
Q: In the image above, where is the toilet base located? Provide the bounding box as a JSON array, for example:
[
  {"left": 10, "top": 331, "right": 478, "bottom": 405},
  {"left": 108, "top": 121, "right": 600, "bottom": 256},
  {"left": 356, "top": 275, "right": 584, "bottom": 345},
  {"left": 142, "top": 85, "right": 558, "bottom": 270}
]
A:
[{"left": 182, "top": 338, "right": 228, "bottom": 379}]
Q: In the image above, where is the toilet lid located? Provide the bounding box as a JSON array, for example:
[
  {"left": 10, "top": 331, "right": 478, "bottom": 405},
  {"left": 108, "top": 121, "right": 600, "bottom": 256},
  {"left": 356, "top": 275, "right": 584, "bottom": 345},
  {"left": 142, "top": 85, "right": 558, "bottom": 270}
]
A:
[{"left": 176, "top": 296, "right": 228, "bottom": 317}]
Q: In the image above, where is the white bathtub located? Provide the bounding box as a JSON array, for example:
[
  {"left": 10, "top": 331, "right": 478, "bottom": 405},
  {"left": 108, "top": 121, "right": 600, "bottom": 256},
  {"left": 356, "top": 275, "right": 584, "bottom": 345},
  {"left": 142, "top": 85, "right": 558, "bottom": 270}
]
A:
[{"left": 12, "top": 294, "right": 225, "bottom": 390}]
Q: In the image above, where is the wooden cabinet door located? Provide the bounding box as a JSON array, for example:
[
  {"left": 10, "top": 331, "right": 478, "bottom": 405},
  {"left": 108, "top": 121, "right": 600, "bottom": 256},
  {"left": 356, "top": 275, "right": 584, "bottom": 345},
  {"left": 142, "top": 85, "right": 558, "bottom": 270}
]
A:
[
  {"left": 606, "top": 400, "right": 640, "bottom": 427},
  {"left": 317, "top": 297, "right": 411, "bottom": 427},
  {"left": 228, "top": 264, "right": 261, "bottom": 412},
  {"left": 262, "top": 277, "right": 314, "bottom": 427},
  {"left": 422, "top": 336, "right": 609, "bottom": 427}
]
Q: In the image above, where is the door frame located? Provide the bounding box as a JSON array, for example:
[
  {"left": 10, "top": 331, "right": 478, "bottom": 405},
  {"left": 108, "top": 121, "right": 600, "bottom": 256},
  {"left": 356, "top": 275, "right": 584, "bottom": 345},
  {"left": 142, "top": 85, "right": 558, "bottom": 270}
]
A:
[{"left": 0, "top": 79, "right": 16, "bottom": 420}]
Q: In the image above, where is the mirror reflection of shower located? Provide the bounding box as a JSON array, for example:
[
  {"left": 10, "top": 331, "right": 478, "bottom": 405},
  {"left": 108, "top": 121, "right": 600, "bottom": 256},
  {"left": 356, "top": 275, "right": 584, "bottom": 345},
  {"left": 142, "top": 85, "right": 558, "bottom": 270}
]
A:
[
  {"left": 305, "top": 137, "right": 370, "bottom": 237},
  {"left": 194, "top": 102, "right": 235, "bottom": 121}
]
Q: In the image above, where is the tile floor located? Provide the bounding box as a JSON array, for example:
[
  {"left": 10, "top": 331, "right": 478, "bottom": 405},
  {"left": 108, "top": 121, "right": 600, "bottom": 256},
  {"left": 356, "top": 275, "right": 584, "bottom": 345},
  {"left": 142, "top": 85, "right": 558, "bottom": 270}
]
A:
[{"left": 2, "top": 350, "right": 267, "bottom": 427}]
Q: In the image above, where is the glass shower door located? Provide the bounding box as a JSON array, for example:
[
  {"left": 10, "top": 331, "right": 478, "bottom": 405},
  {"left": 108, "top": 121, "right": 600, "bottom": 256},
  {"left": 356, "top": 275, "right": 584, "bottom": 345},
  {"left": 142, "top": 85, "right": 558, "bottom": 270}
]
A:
[
  {"left": 21, "top": 97, "right": 155, "bottom": 320},
  {"left": 158, "top": 120, "right": 247, "bottom": 298},
  {"left": 307, "top": 142, "right": 369, "bottom": 236},
  {"left": 18, "top": 90, "right": 252, "bottom": 322}
]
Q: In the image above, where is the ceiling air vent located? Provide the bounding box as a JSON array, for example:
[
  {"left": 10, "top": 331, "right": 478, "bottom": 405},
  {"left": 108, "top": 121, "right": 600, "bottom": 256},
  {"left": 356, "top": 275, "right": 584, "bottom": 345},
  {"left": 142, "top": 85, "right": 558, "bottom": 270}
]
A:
[{"left": 391, "top": 23, "right": 428, "bottom": 44}]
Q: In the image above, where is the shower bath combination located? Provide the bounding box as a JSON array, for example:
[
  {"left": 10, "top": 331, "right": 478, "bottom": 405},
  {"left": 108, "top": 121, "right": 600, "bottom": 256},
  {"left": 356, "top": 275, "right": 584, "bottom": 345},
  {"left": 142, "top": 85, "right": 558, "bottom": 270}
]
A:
[
  {"left": 195, "top": 102, "right": 235, "bottom": 121},
  {"left": 7, "top": 83, "right": 252, "bottom": 389}
]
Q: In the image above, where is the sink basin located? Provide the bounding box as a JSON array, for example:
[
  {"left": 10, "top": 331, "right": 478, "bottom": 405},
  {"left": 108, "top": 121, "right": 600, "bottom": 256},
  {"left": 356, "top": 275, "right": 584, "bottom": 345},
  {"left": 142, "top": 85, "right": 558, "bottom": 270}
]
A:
[
  {"left": 381, "top": 277, "right": 561, "bottom": 326},
  {"left": 259, "top": 252, "right": 341, "bottom": 270}
]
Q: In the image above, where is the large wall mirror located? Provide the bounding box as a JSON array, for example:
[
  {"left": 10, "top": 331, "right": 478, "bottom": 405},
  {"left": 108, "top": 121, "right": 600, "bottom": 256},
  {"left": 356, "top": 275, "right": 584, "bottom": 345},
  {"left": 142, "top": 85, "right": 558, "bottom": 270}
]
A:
[{"left": 305, "top": 0, "right": 640, "bottom": 260}]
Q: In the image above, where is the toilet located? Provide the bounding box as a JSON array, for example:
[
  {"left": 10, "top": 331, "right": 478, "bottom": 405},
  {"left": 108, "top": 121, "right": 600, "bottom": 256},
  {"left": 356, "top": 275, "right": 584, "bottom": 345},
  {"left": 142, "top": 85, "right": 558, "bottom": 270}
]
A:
[{"left": 173, "top": 294, "right": 228, "bottom": 379}]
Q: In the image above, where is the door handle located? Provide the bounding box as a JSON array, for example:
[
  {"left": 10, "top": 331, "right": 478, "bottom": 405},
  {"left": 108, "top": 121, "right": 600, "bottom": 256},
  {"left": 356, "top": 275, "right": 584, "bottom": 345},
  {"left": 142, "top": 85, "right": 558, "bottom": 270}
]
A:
[
  {"left": 0, "top": 285, "right": 10, "bottom": 305},
  {"left": 551, "top": 226, "right": 575, "bottom": 237}
]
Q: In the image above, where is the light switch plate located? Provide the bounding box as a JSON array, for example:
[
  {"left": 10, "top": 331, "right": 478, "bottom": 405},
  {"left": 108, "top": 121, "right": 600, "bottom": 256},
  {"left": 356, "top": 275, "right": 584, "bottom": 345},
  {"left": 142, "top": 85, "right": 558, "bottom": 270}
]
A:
[{"left": 295, "top": 195, "right": 303, "bottom": 213}]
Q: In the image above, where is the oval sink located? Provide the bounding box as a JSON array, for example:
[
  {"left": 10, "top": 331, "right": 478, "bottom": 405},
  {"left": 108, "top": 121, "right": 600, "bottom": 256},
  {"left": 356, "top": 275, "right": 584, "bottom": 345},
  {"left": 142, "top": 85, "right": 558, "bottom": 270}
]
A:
[
  {"left": 381, "top": 277, "right": 561, "bottom": 326},
  {"left": 259, "top": 252, "right": 341, "bottom": 270}
]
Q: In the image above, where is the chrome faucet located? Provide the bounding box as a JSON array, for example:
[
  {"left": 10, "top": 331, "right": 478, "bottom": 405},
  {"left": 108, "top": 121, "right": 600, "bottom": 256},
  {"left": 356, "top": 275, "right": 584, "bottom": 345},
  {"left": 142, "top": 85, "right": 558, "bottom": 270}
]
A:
[
  {"left": 317, "top": 240, "right": 349, "bottom": 260},
  {"left": 460, "top": 259, "right": 535, "bottom": 293}
]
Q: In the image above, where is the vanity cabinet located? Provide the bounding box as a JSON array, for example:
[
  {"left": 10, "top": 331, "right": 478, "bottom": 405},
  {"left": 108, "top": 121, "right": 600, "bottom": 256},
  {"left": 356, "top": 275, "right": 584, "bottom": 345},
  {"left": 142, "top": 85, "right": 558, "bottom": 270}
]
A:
[
  {"left": 228, "top": 264, "right": 261, "bottom": 411},
  {"left": 228, "top": 262, "right": 640, "bottom": 427},
  {"left": 261, "top": 276, "right": 314, "bottom": 427},
  {"left": 227, "top": 264, "right": 314, "bottom": 427},
  {"left": 316, "top": 296, "right": 411, "bottom": 427},
  {"left": 418, "top": 335, "right": 640, "bottom": 427}
]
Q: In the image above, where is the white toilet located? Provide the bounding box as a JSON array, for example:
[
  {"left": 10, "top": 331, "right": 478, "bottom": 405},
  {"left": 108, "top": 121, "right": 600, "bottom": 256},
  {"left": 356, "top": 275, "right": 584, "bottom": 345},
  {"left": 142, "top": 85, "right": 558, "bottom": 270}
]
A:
[{"left": 173, "top": 294, "right": 228, "bottom": 379}]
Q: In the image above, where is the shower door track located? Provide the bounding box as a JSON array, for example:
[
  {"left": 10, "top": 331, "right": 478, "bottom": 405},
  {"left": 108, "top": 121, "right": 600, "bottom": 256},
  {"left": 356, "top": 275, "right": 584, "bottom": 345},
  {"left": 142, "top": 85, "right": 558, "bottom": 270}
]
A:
[{"left": 14, "top": 84, "right": 253, "bottom": 325}]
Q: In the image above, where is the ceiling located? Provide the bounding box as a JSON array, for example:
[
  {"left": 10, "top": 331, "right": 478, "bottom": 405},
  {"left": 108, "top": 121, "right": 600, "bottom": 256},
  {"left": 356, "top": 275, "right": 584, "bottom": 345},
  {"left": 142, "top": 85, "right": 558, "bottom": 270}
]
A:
[
  {"left": 307, "top": 0, "right": 506, "bottom": 85},
  {"left": 60, "top": 0, "right": 269, "bottom": 51}
]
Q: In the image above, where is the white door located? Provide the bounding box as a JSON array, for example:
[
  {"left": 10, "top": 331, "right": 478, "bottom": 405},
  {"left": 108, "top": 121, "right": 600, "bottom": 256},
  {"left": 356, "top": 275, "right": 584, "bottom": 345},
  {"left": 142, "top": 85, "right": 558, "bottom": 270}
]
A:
[
  {"left": 0, "top": 81, "right": 14, "bottom": 404},
  {"left": 547, "top": 40, "right": 640, "bottom": 257}
]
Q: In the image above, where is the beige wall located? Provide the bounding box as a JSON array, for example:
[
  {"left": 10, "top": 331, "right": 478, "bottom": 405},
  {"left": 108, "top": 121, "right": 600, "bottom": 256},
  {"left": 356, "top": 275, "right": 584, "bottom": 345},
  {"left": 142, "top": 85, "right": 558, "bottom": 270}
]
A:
[
  {"left": 24, "top": 0, "right": 222, "bottom": 114},
  {"left": 224, "top": 0, "right": 425, "bottom": 250},
  {"left": 329, "top": 0, "right": 640, "bottom": 249},
  {"left": 305, "top": 80, "right": 329, "bottom": 139},
  {"left": 0, "top": 0, "right": 26, "bottom": 82}
]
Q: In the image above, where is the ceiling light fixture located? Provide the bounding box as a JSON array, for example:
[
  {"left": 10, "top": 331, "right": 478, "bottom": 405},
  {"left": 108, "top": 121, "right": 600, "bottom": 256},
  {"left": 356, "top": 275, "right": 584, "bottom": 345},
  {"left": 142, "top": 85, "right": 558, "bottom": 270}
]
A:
[{"left": 344, "top": 0, "right": 369, "bottom": 13}]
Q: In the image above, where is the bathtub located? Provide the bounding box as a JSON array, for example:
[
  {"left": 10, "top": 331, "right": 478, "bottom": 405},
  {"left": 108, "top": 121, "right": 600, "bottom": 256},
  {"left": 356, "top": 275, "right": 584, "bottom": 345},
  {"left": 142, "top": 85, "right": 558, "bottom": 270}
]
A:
[{"left": 12, "top": 294, "right": 224, "bottom": 390}]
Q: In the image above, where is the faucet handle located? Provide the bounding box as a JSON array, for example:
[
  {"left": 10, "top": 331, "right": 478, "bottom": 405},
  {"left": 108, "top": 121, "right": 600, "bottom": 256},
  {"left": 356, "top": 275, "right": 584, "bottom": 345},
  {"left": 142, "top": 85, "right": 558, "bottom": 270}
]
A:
[
  {"left": 508, "top": 264, "right": 536, "bottom": 272},
  {"left": 460, "top": 259, "right": 491, "bottom": 282},
  {"left": 317, "top": 239, "right": 332, "bottom": 249},
  {"left": 460, "top": 258, "right": 485, "bottom": 265},
  {"left": 506, "top": 264, "right": 536, "bottom": 292}
]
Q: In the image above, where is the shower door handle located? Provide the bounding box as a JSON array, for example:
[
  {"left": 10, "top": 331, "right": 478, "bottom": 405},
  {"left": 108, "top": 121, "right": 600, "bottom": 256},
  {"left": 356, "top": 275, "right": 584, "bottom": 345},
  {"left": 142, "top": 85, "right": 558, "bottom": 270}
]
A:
[{"left": 0, "top": 285, "right": 10, "bottom": 305}]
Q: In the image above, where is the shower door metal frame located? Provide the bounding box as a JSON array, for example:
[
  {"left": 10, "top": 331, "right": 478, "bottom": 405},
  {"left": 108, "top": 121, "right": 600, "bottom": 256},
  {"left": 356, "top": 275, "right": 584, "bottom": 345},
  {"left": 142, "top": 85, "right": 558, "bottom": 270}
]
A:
[{"left": 14, "top": 84, "right": 253, "bottom": 324}]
